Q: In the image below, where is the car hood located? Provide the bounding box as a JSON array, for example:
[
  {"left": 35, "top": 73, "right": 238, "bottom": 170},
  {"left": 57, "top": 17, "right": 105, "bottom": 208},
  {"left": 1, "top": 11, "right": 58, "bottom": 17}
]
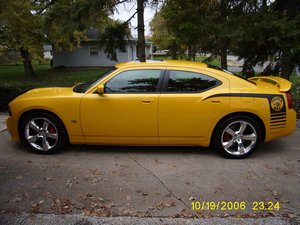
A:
[{"left": 13, "top": 87, "right": 75, "bottom": 102}]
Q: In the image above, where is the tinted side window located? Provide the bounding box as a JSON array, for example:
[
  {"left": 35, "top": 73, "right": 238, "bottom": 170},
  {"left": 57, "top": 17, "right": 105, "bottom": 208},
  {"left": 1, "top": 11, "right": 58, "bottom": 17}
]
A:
[
  {"left": 105, "top": 70, "right": 161, "bottom": 93},
  {"left": 167, "top": 70, "right": 220, "bottom": 92}
]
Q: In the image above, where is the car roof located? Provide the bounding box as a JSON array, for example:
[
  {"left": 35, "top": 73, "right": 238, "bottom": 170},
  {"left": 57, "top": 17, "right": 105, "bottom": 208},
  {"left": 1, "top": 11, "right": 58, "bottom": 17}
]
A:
[{"left": 115, "top": 60, "right": 209, "bottom": 69}]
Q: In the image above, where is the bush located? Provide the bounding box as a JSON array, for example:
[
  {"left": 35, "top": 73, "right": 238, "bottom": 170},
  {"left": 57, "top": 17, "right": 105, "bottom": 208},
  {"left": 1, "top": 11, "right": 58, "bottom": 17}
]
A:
[{"left": 0, "top": 84, "right": 38, "bottom": 111}]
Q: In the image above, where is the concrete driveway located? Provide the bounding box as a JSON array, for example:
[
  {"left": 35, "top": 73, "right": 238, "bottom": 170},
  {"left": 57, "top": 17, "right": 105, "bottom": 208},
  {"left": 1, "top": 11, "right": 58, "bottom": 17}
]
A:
[{"left": 0, "top": 119, "right": 299, "bottom": 224}]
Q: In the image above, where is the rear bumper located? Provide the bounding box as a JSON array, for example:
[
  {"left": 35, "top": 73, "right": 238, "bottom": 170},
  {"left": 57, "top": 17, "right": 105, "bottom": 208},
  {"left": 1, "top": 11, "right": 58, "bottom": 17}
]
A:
[{"left": 265, "top": 109, "right": 297, "bottom": 142}]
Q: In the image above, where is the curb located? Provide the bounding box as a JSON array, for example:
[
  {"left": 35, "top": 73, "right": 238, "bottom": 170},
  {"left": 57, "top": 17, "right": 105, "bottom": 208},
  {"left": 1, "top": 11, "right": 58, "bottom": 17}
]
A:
[{"left": 0, "top": 214, "right": 293, "bottom": 225}]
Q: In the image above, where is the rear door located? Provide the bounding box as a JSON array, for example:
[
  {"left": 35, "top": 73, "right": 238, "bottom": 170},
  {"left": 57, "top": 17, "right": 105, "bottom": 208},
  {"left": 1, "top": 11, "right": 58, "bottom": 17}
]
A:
[{"left": 158, "top": 67, "right": 230, "bottom": 143}]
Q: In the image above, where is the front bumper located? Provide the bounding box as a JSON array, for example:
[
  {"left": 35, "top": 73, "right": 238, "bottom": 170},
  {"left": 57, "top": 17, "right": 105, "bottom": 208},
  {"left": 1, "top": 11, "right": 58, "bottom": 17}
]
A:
[{"left": 6, "top": 116, "right": 19, "bottom": 141}]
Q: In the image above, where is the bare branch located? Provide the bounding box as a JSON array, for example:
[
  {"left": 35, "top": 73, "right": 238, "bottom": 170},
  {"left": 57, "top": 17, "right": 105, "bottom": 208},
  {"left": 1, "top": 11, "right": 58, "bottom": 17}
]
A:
[
  {"left": 38, "top": 0, "right": 55, "bottom": 14},
  {"left": 124, "top": 11, "right": 137, "bottom": 24}
]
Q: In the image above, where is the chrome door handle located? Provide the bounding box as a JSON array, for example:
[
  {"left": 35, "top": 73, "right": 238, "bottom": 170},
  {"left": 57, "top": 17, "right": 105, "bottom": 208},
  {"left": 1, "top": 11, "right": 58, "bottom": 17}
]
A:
[
  {"left": 210, "top": 100, "right": 223, "bottom": 104},
  {"left": 141, "top": 99, "right": 154, "bottom": 104}
]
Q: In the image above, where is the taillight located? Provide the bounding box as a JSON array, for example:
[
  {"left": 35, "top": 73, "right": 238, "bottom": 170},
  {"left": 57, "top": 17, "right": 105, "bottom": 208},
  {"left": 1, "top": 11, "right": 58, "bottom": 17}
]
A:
[{"left": 285, "top": 92, "right": 293, "bottom": 109}]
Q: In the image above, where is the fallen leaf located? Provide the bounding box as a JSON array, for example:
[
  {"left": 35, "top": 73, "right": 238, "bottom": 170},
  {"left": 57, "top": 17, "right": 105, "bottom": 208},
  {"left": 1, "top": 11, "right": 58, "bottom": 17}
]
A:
[
  {"left": 45, "top": 191, "right": 51, "bottom": 197},
  {"left": 39, "top": 200, "right": 45, "bottom": 205},
  {"left": 45, "top": 177, "right": 52, "bottom": 181},
  {"left": 65, "top": 180, "right": 72, "bottom": 188},
  {"left": 9, "top": 197, "right": 22, "bottom": 203},
  {"left": 272, "top": 191, "right": 278, "bottom": 196},
  {"left": 15, "top": 176, "right": 23, "bottom": 180},
  {"left": 287, "top": 213, "right": 296, "bottom": 218},
  {"left": 189, "top": 196, "right": 196, "bottom": 201}
]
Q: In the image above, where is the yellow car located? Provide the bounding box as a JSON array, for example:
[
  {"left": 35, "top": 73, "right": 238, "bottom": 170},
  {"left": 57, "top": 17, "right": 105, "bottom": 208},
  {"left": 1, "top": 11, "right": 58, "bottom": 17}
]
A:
[{"left": 6, "top": 60, "right": 297, "bottom": 158}]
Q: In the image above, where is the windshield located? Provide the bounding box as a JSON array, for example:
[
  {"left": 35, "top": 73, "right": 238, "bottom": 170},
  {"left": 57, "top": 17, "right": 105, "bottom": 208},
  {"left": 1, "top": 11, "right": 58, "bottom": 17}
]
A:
[{"left": 73, "top": 67, "right": 117, "bottom": 93}]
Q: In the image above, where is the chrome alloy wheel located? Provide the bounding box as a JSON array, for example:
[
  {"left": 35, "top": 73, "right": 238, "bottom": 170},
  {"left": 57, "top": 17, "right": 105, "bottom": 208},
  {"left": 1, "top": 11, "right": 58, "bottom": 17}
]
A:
[
  {"left": 221, "top": 120, "right": 257, "bottom": 156},
  {"left": 24, "top": 117, "right": 58, "bottom": 151}
]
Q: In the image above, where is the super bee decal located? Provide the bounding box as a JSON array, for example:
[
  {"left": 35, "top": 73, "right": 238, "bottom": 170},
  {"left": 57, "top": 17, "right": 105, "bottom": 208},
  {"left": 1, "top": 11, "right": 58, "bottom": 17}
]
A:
[
  {"left": 204, "top": 93, "right": 287, "bottom": 129},
  {"left": 270, "top": 96, "right": 284, "bottom": 112}
]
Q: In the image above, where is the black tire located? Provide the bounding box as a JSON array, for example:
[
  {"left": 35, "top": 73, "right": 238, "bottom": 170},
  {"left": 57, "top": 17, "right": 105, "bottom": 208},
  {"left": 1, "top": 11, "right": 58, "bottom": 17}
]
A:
[
  {"left": 213, "top": 115, "right": 262, "bottom": 159},
  {"left": 20, "top": 112, "right": 67, "bottom": 154}
]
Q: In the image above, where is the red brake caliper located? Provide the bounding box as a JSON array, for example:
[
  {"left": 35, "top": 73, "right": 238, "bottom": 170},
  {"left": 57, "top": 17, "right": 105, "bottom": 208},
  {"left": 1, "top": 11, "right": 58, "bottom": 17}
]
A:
[
  {"left": 48, "top": 124, "right": 55, "bottom": 133},
  {"left": 223, "top": 133, "right": 232, "bottom": 142}
]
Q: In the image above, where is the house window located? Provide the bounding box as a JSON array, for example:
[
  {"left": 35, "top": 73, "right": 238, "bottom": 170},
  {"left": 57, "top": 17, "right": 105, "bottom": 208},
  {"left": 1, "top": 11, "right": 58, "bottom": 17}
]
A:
[{"left": 90, "top": 47, "right": 99, "bottom": 56}]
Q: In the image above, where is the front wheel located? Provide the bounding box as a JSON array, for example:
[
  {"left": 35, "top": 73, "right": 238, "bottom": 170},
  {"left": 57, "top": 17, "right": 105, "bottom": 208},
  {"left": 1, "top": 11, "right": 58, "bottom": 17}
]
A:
[
  {"left": 213, "top": 116, "right": 262, "bottom": 159},
  {"left": 20, "top": 112, "right": 67, "bottom": 154}
]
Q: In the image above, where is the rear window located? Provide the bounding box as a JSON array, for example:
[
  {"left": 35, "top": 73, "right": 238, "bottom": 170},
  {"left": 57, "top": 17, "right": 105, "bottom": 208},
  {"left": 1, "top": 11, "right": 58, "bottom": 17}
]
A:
[{"left": 166, "top": 70, "right": 221, "bottom": 92}]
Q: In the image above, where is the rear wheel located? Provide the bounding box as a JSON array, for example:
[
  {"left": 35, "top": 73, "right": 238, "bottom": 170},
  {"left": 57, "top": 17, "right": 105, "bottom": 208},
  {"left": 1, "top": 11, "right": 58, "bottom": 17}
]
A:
[
  {"left": 213, "top": 116, "right": 261, "bottom": 159},
  {"left": 20, "top": 112, "right": 67, "bottom": 154}
]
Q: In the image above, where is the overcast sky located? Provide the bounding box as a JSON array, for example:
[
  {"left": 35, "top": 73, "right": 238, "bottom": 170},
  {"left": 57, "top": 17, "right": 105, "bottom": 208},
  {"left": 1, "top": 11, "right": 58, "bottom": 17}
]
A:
[{"left": 111, "top": 2, "right": 160, "bottom": 37}]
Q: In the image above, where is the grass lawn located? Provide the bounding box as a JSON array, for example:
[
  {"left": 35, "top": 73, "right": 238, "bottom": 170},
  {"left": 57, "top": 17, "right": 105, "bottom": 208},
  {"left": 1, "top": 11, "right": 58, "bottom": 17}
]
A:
[
  {"left": 0, "top": 64, "right": 106, "bottom": 88},
  {"left": 0, "top": 64, "right": 108, "bottom": 111}
]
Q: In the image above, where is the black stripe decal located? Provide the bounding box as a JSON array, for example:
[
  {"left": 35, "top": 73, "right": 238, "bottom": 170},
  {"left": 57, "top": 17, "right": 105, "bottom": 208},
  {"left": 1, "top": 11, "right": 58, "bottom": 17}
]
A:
[
  {"left": 271, "top": 123, "right": 286, "bottom": 127},
  {"left": 271, "top": 112, "right": 286, "bottom": 116},
  {"left": 271, "top": 120, "right": 286, "bottom": 124},
  {"left": 203, "top": 93, "right": 275, "bottom": 100},
  {"left": 271, "top": 117, "right": 286, "bottom": 123},
  {"left": 271, "top": 127, "right": 286, "bottom": 129}
]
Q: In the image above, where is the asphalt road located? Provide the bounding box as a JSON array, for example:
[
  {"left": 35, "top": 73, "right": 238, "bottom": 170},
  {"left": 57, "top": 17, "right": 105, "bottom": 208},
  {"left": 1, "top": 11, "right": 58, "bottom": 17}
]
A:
[{"left": 0, "top": 120, "right": 299, "bottom": 225}]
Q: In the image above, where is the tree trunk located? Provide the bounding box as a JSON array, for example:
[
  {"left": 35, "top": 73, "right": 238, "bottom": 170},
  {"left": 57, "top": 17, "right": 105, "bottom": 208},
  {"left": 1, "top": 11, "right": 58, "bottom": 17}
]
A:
[
  {"left": 220, "top": 46, "right": 227, "bottom": 70},
  {"left": 193, "top": 45, "right": 196, "bottom": 61},
  {"left": 220, "top": 0, "right": 228, "bottom": 70},
  {"left": 137, "top": 0, "right": 146, "bottom": 62},
  {"left": 281, "top": 49, "right": 293, "bottom": 80},
  {"left": 20, "top": 47, "right": 36, "bottom": 78},
  {"left": 188, "top": 45, "right": 192, "bottom": 58},
  {"left": 171, "top": 41, "right": 178, "bottom": 60}
]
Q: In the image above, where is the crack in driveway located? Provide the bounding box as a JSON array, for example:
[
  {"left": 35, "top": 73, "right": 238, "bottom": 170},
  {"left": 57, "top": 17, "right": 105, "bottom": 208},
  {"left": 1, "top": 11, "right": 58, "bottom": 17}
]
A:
[{"left": 126, "top": 152, "right": 189, "bottom": 209}]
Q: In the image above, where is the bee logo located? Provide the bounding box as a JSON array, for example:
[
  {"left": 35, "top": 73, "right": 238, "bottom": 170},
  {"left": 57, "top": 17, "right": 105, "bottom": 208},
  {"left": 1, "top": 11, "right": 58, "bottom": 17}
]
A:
[{"left": 271, "top": 96, "right": 284, "bottom": 111}]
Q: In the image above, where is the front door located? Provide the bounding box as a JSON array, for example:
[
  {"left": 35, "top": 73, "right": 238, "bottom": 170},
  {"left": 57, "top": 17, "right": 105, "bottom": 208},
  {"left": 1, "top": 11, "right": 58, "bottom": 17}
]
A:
[{"left": 80, "top": 69, "right": 164, "bottom": 143}]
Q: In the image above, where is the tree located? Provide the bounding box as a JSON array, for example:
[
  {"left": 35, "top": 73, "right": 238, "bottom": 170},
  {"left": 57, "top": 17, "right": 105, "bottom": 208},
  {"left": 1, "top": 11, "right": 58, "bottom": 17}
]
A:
[
  {"left": 150, "top": 11, "right": 178, "bottom": 59},
  {"left": 158, "top": 0, "right": 236, "bottom": 68},
  {"left": 0, "top": 0, "right": 127, "bottom": 78},
  {"left": 233, "top": 0, "right": 300, "bottom": 79},
  {"left": 0, "top": 0, "right": 45, "bottom": 78},
  {"left": 135, "top": 0, "right": 161, "bottom": 62},
  {"left": 137, "top": 0, "right": 146, "bottom": 62}
]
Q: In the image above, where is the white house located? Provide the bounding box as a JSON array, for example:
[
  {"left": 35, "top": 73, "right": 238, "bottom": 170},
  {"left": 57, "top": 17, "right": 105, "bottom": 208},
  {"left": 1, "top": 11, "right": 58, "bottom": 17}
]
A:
[
  {"left": 52, "top": 39, "right": 153, "bottom": 67},
  {"left": 43, "top": 45, "right": 53, "bottom": 59}
]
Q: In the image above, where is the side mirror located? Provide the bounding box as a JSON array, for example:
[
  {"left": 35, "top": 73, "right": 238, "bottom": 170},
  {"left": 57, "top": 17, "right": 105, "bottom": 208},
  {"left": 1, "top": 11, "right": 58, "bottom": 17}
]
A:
[{"left": 97, "top": 84, "right": 105, "bottom": 94}]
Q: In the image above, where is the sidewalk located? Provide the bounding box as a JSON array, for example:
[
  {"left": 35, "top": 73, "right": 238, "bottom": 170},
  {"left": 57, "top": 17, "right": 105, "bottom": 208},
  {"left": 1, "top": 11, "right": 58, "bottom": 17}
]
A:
[{"left": 0, "top": 113, "right": 7, "bottom": 132}]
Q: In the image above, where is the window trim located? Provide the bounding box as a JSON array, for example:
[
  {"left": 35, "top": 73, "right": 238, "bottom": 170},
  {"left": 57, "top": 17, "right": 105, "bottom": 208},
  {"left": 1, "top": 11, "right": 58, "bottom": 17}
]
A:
[
  {"left": 161, "top": 70, "right": 222, "bottom": 93},
  {"left": 103, "top": 69, "right": 166, "bottom": 94},
  {"left": 90, "top": 47, "right": 99, "bottom": 56}
]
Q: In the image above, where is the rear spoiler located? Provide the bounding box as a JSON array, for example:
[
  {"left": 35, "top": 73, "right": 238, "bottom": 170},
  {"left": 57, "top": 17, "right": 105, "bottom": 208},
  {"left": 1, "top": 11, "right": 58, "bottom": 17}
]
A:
[{"left": 248, "top": 76, "right": 291, "bottom": 92}]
